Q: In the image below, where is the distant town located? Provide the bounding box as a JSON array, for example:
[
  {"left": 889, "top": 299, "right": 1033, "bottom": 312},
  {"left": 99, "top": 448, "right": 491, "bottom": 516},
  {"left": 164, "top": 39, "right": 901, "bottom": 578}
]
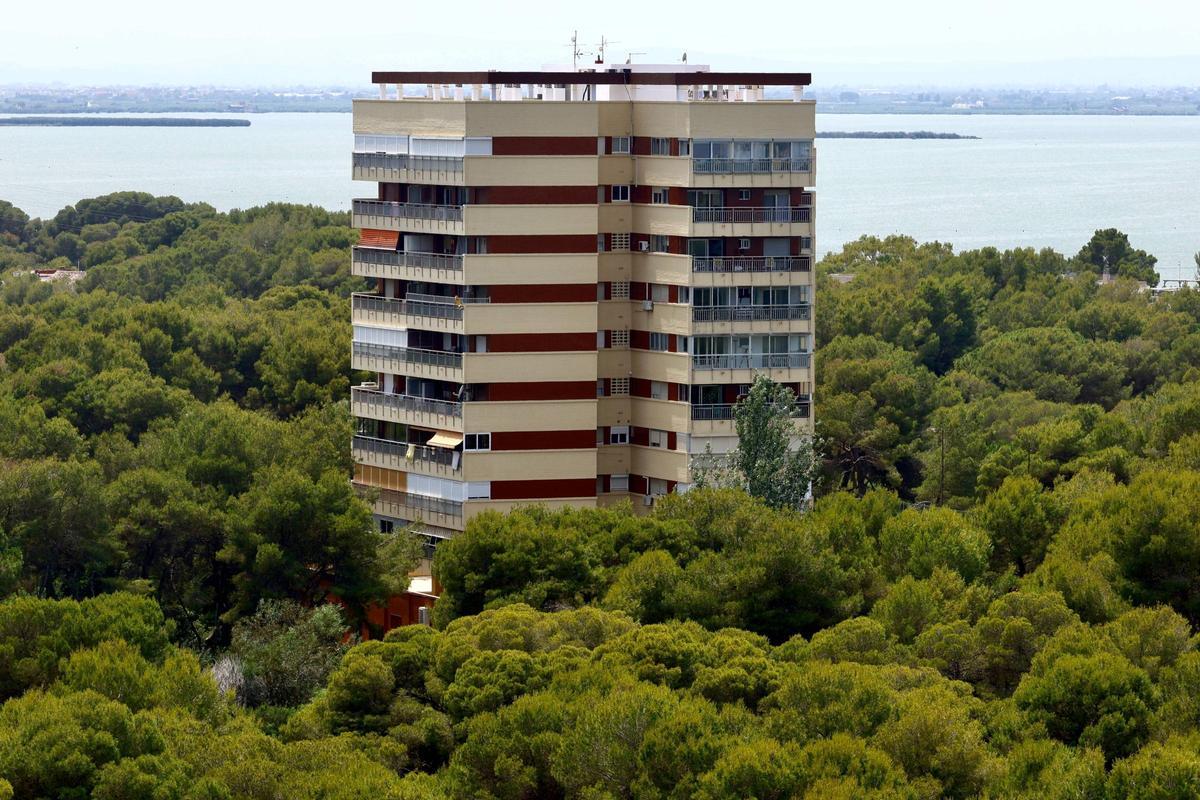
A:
[{"left": 2, "top": 83, "right": 1198, "bottom": 115}]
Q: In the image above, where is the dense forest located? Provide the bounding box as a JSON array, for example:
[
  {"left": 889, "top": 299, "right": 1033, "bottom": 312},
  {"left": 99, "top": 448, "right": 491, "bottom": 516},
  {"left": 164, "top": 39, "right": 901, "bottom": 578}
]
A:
[{"left": 3, "top": 192, "right": 1200, "bottom": 798}]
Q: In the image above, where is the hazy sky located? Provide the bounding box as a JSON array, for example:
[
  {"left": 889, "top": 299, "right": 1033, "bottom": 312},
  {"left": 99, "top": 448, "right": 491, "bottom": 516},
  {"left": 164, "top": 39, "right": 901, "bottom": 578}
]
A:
[{"left": 3, "top": 0, "right": 1199, "bottom": 87}]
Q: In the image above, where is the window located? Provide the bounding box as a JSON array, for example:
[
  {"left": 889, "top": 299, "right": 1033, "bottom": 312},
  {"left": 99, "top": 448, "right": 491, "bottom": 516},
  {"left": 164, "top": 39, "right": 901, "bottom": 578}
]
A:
[
  {"left": 611, "top": 280, "right": 630, "bottom": 299},
  {"left": 610, "top": 474, "right": 630, "bottom": 492},
  {"left": 611, "top": 232, "right": 631, "bottom": 251},
  {"left": 648, "top": 429, "right": 668, "bottom": 448},
  {"left": 650, "top": 235, "right": 670, "bottom": 253},
  {"left": 678, "top": 286, "right": 690, "bottom": 304},
  {"left": 597, "top": 234, "right": 606, "bottom": 252},
  {"left": 652, "top": 187, "right": 669, "bottom": 204},
  {"left": 466, "top": 481, "right": 491, "bottom": 499},
  {"left": 610, "top": 377, "right": 630, "bottom": 396},
  {"left": 739, "top": 238, "right": 751, "bottom": 251},
  {"left": 738, "top": 189, "right": 751, "bottom": 201},
  {"left": 650, "top": 283, "right": 669, "bottom": 302},
  {"left": 611, "top": 136, "right": 631, "bottom": 154},
  {"left": 379, "top": 519, "right": 394, "bottom": 534},
  {"left": 650, "top": 380, "right": 668, "bottom": 400},
  {"left": 610, "top": 329, "right": 630, "bottom": 348},
  {"left": 675, "top": 335, "right": 689, "bottom": 352},
  {"left": 597, "top": 379, "right": 606, "bottom": 397},
  {"left": 800, "top": 236, "right": 813, "bottom": 251},
  {"left": 649, "top": 478, "right": 669, "bottom": 496},
  {"left": 649, "top": 332, "right": 670, "bottom": 351},
  {"left": 464, "top": 433, "right": 491, "bottom": 451},
  {"left": 611, "top": 185, "right": 630, "bottom": 202},
  {"left": 678, "top": 139, "right": 691, "bottom": 156},
  {"left": 650, "top": 137, "right": 670, "bottom": 155},
  {"left": 609, "top": 425, "right": 630, "bottom": 444}
]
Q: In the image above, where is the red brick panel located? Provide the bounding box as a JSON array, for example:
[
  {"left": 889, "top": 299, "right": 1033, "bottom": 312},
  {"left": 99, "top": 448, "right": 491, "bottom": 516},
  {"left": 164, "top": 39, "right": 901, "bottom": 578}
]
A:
[
  {"left": 490, "top": 478, "right": 597, "bottom": 500},
  {"left": 491, "top": 430, "right": 596, "bottom": 450},
  {"left": 486, "top": 381, "right": 596, "bottom": 401},
  {"left": 486, "top": 333, "right": 596, "bottom": 352},
  {"left": 491, "top": 137, "right": 598, "bottom": 156},
  {"left": 489, "top": 284, "right": 597, "bottom": 303}
]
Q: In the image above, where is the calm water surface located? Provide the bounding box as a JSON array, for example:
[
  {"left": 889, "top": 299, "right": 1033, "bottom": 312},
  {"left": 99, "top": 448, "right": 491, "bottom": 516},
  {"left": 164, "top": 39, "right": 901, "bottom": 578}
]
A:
[{"left": 1, "top": 111, "right": 1197, "bottom": 279}]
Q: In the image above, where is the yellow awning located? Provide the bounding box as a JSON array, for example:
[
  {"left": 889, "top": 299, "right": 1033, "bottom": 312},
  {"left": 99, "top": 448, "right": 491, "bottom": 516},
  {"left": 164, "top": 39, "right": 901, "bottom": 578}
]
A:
[{"left": 426, "top": 430, "right": 464, "bottom": 449}]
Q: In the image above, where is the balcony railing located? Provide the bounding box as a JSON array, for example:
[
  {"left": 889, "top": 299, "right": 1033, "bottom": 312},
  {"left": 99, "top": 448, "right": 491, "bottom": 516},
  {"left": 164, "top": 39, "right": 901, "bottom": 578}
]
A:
[
  {"left": 352, "top": 341, "right": 464, "bottom": 370},
  {"left": 692, "top": 304, "right": 812, "bottom": 322},
  {"left": 692, "top": 353, "right": 812, "bottom": 370},
  {"left": 352, "top": 435, "right": 460, "bottom": 469},
  {"left": 356, "top": 483, "right": 464, "bottom": 520},
  {"left": 692, "top": 158, "right": 813, "bottom": 174},
  {"left": 351, "top": 387, "right": 463, "bottom": 418},
  {"left": 352, "top": 247, "right": 464, "bottom": 272},
  {"left": 352, "top": 152, "right": 464, "bottom": 173},
  {"left": 352, "top": 292, "right": 465, "bottom": 321},
  {"left": 352, "top": 199, "right": 463, "bottom": 222},
  {"left": 692, "top": 256, "right": 811, "bottom": 273},
  {"left": 691, "top": 404, "right": 735, "bottom": 420},
  {"left": 691, "top": 206, "right": 812, "bottom": 224}
]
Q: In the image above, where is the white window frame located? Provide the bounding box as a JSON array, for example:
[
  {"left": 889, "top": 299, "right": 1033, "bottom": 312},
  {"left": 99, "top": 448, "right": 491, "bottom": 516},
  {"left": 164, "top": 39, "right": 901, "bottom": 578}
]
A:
[
  {"left": 650, "top": 234, "right": 670, "bottom": 252},
  {"left": 648, "top": 332, "right": 670, "bottom": 351},
  {"left": 610, "top": 474, "right": 630, "bottom": 492},
  {"left": 611, "top": 185, "right": 630, "bottom": 202},
  {"left": 464, "top": 433, "right": 492, "bottom": 452},
  {"left": 652, "top": 187, "right": 669, "bottom": 204},
  {"left": 609, "top": 425, "right": 630, "bottom": 445},
  {"left": 739, "top": 189, "right": 752, "bottom": 201},
  {"left": 648, "top": 429, "right": 668, "bottom": 448},
  {"left": 466, "top": 481, "right": 492, "bottom": 499},
  {"left": 611, "top": 136, "right": 631, "bottom": 154}
]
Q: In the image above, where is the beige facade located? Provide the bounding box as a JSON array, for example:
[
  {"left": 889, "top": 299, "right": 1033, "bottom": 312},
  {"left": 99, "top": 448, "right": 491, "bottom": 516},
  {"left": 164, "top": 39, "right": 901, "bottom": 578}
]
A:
[{"left": 350, "top": 65, "right": 814, "bottom": 543}]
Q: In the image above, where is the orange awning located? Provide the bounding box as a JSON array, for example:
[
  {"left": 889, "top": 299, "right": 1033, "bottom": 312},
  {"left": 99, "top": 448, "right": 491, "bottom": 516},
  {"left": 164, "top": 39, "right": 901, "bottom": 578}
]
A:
[
  {"left": 358, "top": 229, "right": 400, "bottom": 249},
  {"left": 426, "top": 431, "right": 464, "bottom": 449}
]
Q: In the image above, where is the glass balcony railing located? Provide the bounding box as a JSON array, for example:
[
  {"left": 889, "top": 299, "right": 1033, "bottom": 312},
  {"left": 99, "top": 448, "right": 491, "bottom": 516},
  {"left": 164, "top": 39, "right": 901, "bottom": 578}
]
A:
[
  {"left": 352, "top": 152, "right": 464, "bottom": 173},
  {"left": 352, "top": 292, "right": 465, "bottom": 321},
  {"left": 691, "top": 353, "right": 812, "bottom": 370},
  {"left": 352, "top": 199, "right": 463, "bottom": 222},
  {"left": 691, "top": 206, "right": 812, "bottom": 224},
  {"left": 692, "top": 304, "right": 812, "bottom": 322},
  {"left": 351, "top": 387, "right": 463, "bottom": 418},
  {"left": 355, "top": 483, "right": 464, "bottom": 520},
  {"left": 351, "top": 247, "right": 464, "bottom": 272},
  {"left": 691, "top": 256, "right": 811, "bottom": 273},
  {"left": 692, "top": 157, "right": 812, "bottom": 174},
  {"left": 352, "top": 435, "right": 460, "bottom": 470},
  {"left": 351, "top": 341, "right": 463, "bottom": 370}
]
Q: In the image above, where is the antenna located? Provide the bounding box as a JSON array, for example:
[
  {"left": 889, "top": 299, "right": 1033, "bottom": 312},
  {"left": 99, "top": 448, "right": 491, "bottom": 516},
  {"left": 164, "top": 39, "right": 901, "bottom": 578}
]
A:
[
  {"left": 596, "top": 36, "right": 617, "bottom": 64},
  {"left": 626, "top": 52, "right": 646, "bottom": 64},
  {"left": 568, "top": 30, "right": 585, "bottom": 71}
]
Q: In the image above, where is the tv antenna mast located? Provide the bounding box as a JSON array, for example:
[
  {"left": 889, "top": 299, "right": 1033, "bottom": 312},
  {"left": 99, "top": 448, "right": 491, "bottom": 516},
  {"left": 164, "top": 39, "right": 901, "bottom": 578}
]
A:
[
  {"left": 596, "top": 36, "right": 617, "bottom": 64},
  {"left": 568, "top": 30, "right": 586, "bottom": 70}
]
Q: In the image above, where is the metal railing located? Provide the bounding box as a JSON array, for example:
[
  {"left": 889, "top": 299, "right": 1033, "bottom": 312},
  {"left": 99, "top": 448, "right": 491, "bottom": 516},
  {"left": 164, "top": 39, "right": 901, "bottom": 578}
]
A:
[
  {"left": 692, "top": 304, "right": 811, "bottom": 322},
  {"left": 352, "top": 293, "right": 465, "bottom": 322},
  {"left": 352, "top": 199, "right": 464, "bottom": 222},
  {"left": 351, "top": 387, "right": 463, "bottom": 418},
  {"left": 692, "top": 404, "right": 735, "bottom": 420},
  {"left": 351, "top": 341, "right": 464, "bottom": 370},
  {"left": 365, "top": 486, "right": 464, "bottom": 520},
  {"left": 692, "top": 206, "right": 812, "bottom": 224},
  {"left": 691, "top": 352, "right": 812, "bottom": 370},
  {"left": 352, "top": 247, "right": 464, "bottom": 272},
  {"left": 692, "top": 256, "right": 811, "bottom": 273},
  {"left": 352, "top": 435, "right": 460, "bottom": 469},
  {"left": 352, "top": 152, "right": 464, "bottom": 173},
  {"left": 692, "top": 157, "right": 813, "bottom": 174}
]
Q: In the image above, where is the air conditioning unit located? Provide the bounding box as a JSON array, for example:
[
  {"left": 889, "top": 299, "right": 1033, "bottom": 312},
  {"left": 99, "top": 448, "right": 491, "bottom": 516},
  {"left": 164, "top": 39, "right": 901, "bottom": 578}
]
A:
[
  {"left": 739, "top": 238, "right": 751, "bottom": 251},
  {"left": 642, "top": 300, "right": 654, "bottom": 311},
  {"left": 643, "top": 495, "right": 655, "bottom": 507},
  {"left": 638, "top": 241, "right": 650, "bottom": 252}
]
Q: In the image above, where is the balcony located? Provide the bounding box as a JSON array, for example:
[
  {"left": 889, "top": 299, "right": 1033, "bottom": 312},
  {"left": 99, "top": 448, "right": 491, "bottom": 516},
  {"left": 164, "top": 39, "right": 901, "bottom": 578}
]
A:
[
  {"left": 351, "top": 341, "right": 464, "bottom": 380},
  {"left": 351, "top": 152, "right": 464, "bottom": 183},
  {"left": 352, "top": 199, "right": 464, "bottom": 234},
  {"left": 355, "top": 483, "right": 465, "bottom": 531},
  {"left": 351, "top": 247, "right": 463, "bottom": 281},
  {"left": 351, "top": 386, "right": 463, "bottom": 430},
  {"left": 692, "top": 353, "right": 812, "bottom": 370},
  {"left": 351, "top": 292, "right": 465, "bottom": 329},
  {"left": 352, "top": 435, "right": 461, "bottom": 476},
  {"left": 693, "top": 158, "right": 812, "bottom": 174},
  {"left": 692, "top": 256, "right": 811, "bottom": 274},
  {"left": 691, "top": 207, "right": 811, "bottom": 224},
  {"left": 692, "top": 304, "right": 812, "bottom": 323},
  {"left": 691, "top": 404, "right": 734, "bottom": 420}
]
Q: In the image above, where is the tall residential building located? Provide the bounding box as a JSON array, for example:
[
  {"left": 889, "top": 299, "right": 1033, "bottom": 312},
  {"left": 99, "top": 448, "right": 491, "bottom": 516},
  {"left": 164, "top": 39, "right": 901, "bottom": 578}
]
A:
[{"left": 350, "top": 65, "right": 815, "bottom": 546}]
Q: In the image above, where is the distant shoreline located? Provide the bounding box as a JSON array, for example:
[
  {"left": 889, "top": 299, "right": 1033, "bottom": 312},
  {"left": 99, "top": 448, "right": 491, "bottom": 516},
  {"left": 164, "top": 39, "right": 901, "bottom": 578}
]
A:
[
  {"left": 0, "top": 117, "right": 251, "bottom": 127},
  {"left": 817, "top": 131, "right": 979, "bottom": 139}
]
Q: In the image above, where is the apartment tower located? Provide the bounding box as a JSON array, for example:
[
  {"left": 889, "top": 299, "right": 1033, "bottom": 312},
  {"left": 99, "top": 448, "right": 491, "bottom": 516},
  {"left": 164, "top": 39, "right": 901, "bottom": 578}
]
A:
[{"left": 350, "top": 65, "right": 815, "bottom": 546}]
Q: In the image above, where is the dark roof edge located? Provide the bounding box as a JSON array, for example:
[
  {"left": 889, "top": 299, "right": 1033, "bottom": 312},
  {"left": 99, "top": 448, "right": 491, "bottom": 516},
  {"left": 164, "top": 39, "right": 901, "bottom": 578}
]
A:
[{"left": 371, "top": 70, "right": 811, "bottom": 86}]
